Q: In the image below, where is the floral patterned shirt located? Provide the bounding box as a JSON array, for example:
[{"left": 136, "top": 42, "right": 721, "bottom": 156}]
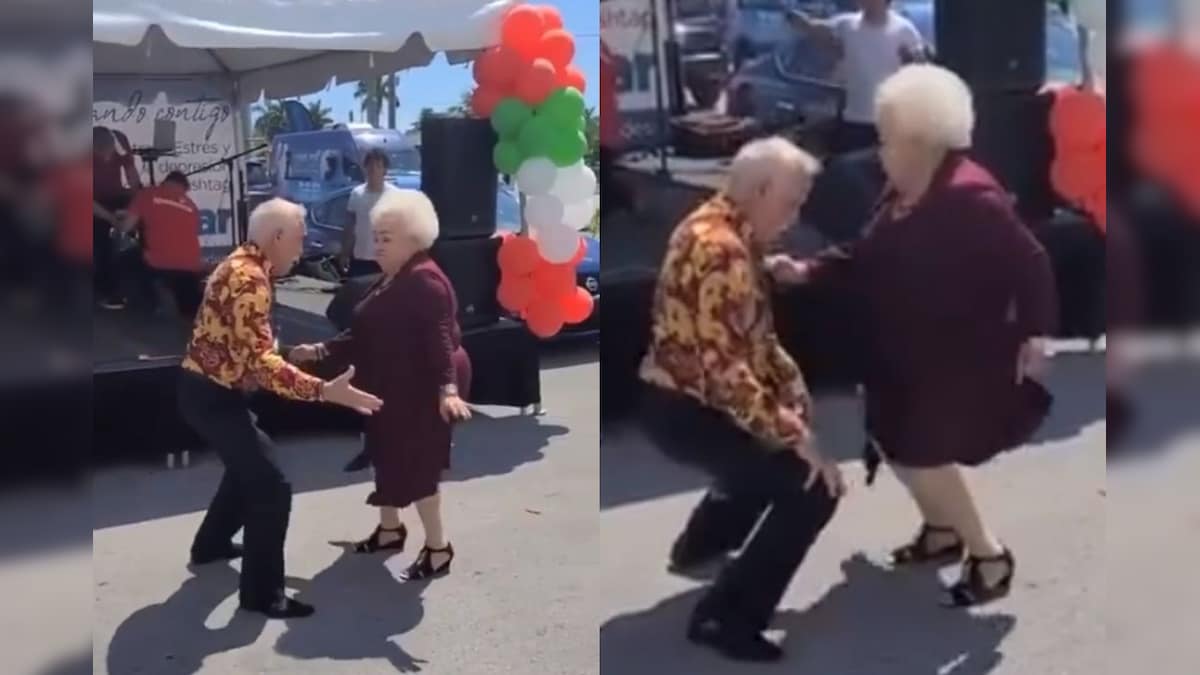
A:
[
  {"left": 639, "top": 195, "right": 812, "bottom": 449},
  {"left": 182, "top": 243, "right": 323, "bottom": 401}
]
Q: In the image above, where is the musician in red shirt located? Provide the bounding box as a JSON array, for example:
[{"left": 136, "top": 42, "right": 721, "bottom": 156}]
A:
[{"left": 118, "top": 171, "right": 204, "bottom": 317}]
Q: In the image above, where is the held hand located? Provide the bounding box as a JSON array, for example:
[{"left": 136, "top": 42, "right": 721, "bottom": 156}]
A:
[
  {"left": 793, "top": 439, "right": 848, "bottom": 498},
  {"left": 289, "top": 344, "right": 322, "bottom": 363},
  {"left": 439, "top": 394, "right": 472, "bottom": 423},
  {"left": 765, "top": 254, "right": 809, "bottom": 285},
  {"left": 324, "top": 366, "right": 383, "bottom": 415},
  {"left": 1017, "top": 337, "right": 1049, "bottom": 384}
]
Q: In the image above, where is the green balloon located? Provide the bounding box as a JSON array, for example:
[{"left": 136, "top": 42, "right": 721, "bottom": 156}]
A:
[
  {"left": 547, "top": 128, "right": 587, "bottom": 167},
  {"left": 537, "top": 87, "right": 586, "bottom": 127},
  {"left": 490, "top": 98, "right": 531, "bottom": 139},
  {"left": 493, "top": 141, "right": 523, "bottom": 175},
  {"left": 517, "top": 115, "right": 554, "bottom": 158}
]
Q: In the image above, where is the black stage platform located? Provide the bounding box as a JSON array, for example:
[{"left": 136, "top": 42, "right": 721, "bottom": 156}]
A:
[{"left": 94, "top": 301, "right": 542, "bottom": 465}]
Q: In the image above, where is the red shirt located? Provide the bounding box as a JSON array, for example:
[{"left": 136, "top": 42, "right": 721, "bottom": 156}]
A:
[
  {"left": 128, "top": 183, "right": 202, "bottom": 271},
  {"left": 51, "top": 160, "right": 93, "bottom": 264},
  {"left": 600, "top": 41, "right": 622, "bottom": 150}
]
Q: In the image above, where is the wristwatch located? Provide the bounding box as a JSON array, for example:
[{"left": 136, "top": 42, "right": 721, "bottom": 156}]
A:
[{"left": 439, "top": 383, "right": 459, "bottom": 399}]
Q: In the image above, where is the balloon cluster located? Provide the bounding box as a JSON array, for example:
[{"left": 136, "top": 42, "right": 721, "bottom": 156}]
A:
[
  {"left": 496, "top": 231, "right": 594, "bottom": 338},
  {"left": 1048, "top": 86, "right": 1106, "bottom": 232},
  {"left": 471, "top": 3, "right": 597, "bottom": 337},
  {"left": 1129, "top": 43, "right": 1200, "bottom": 219}
]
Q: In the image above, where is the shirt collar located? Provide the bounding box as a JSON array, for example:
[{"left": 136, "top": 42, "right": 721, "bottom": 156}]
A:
[
  {"left": 239, "top": 241, "right": 274, "bottom": 277},
  {"left": 710, "top": 193, "right": 758, "bottom": 254}
]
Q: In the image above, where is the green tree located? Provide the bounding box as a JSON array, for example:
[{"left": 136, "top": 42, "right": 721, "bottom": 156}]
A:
[
  {"left": 305, "top": 99, "right": 334, "bottom": 127},
  {"left": 354, "top": 75, "right": 399, "bottom": 128},
  {"left": 408, "top": 107, "right": 436, "bottom": 134},
  {"left": 252, "top": 100, "right": 287, "bottom": 141}
]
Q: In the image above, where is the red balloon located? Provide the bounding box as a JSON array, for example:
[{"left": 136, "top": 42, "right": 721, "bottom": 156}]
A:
[
  {"left": 473, "top": 45, "right": 522, "bottom": 89},
  {"left": 516, "top": 59, "right": 559, "bottom": 106},
  {"left": 560, "top": 286, "right": 594, "bottom": 324},
  {"left": 501, "top": 5, "right": 546, "bottom": 60},
  {"left": 537, "top": 5, "right": 564, "bottom": 30},
  {"left": 532, "top": 259, "right": 575, "bottom": 300},
  {"left": 558, "top": 65, "right": 587, "bottom": 94},
  {"left": 498, "top": 234, "right": 541, "bottom": 277},
  {"left": 525, "top": 298, "right": 564, "bottom": 338},
  {"left": 497, "top": 273, "right": 535, "bottom": 313},
  {"left": 470, "top": 86, "right": 503, "bottom": 118},
  {"left": 538, "top": 29, "right": 576, "bottom": 70}
]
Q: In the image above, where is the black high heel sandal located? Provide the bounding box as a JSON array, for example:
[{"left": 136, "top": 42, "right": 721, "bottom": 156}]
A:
[
  {"left": 354, "top": 524, "right": 408, "bottom": 554},
  {"left": 890, "top": 524, "right": 965, "bottom": 566},
  {"left": 943, "top": 548, "right": 1015, "bottom": 608},
  {"left": 400, "top": 543, "right": 454, "bottom": 581}
]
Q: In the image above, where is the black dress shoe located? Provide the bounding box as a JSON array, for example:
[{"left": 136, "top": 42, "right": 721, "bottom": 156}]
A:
[
  {"left": 190, "top": 543, "right": 244, "bottom": 565},
  {"left": 344, "top": 450, "right": 371, "bottom": 472},
  {"left": 686, "top": 616, "right": 784, "bottom": 662},
  {"left": 240, "top": 597, "right": 315, "bottom": 619}
]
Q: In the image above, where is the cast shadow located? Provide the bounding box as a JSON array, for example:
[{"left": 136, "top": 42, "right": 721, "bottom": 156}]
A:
[
  {"left": 1111, "top": 359, "right": 1200, "bottom": 460},
  {"left": 104, "top": 564, "right": 266, "bottom": 675},
  {"left": 445, "top": 410, "right": 570, "bottom": 483},
  {"left": 274, "top": 545, "right": 429, "bottom": 672},
  {"left": 600, "top": 554, "right": 1015, "bottom": 675},
  {"left": 1029, "top": 350, "right": 1106, "bottom": 445}
]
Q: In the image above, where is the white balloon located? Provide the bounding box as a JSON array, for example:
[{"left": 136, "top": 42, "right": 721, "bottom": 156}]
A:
[
  {"left": 562, "top": 196, "right": 597, "bottom": 231},
  {"left": 551, "top": 162, "right": 598, "bottom": 203},
  {"left": 535, "top": 222, "right": 580, "bottom": 264},
  {"left": 516, "top": 157, "right": 557, "bottom": 196},
  {"left": 524, "top": 195, "right": 565, "bottom": 229}
]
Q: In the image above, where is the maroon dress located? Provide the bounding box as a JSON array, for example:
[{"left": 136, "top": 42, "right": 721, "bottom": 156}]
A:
[
  {"left": 320, "top": 252, "right": 472, "bottom": 507},
  {"left": 805, "top": 153, "right": 1057, "bottom": 467}
]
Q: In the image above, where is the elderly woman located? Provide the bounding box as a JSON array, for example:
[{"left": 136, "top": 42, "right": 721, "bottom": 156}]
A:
[
  {"left": 291, "top": 190, "right": 472, "bottom": 581},
  {"left": 772, "top": 64, "right": 1057, "bottom": 607}
]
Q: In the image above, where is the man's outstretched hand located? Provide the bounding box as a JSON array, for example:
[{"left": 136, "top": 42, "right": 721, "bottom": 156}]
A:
[{"left": 323, "top": 366, "right": 383, "bottom": 415}]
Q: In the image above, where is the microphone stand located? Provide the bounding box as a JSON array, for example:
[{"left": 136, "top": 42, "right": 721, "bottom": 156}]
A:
[{"left": 186, "top": 143, "right": 269, "bottom": 247}]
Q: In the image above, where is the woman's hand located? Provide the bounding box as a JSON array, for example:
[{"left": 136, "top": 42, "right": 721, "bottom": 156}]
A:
[
  {"left": 765, "top": 254, "right": 810, "bottom": 285},
  {"left": 289, "top": 343, "right": 323, "bottom": 363},
  {"left": 439, "top": 394, "right": 472, "bottom": 423},
  {"left": 1017, "top": 337, "right": 1049, "bottom": 383}
]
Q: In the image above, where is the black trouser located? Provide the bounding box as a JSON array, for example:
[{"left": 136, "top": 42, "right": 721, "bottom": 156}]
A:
[
  {"left": 640, "top": 386, "right": 839, "bottom": 633},
  {"left": 94, "top": 195, "right": 130, "bottom": 302},
  {"left": 117, "top": 247, "right": 204, "bottom": 318},
  {"left": 599, "top": 147, "right": 630, "bottom": 216},
  {"left": 178, "top": 371, "right": 292, "bottom": 608},
  {"left": 833, "top": 121, "right": 879, "bottom": 155}
]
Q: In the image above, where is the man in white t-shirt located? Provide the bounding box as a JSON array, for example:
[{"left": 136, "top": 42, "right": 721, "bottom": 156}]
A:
[
  {"left": 788, "top": 0, "right": 926, "bottom": 154},
  {"left": 341, "top": 147, "right": 399, "bottom": 276}
]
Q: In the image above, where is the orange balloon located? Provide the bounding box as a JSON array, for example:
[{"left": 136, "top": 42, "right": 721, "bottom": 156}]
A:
[
  {"left": 498, "top": 234, "right": 541, "bottom": 277},
  {"left": 497, "top": 273, "right": 535, "bottom": 313},
  {"left": 539, "top": 29, "right": 576, "bottom": 70},
  {"left": 470, "top": 86, "right": 503, "bottom": 118},
  {"left": 501, "top": 5, "right": 546, "bottom": 60},
  {"left": 473, "top": 45, "right": 523, "bottom": 89},
  {"left": 558, "top": 65, "right": 587, "bottom": 94},
  {"left": 537, "top": 5, "right": 564, "bottom": 30},
  {"left": 525, "top": 298, "right": 564, "bottom": 338},
  {"left": 560, "top": 286, "right": 594, "bottom": 324},
  {"left": 516, "top": 59, "right": 559, "bottom": 106},
  {"left": 532, "top": 259, "right": 575, "bottom": 300}
]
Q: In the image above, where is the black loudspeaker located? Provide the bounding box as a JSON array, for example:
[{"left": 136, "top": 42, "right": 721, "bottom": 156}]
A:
[
  {"left": 970, "top": 90, "right": 1055, "bottom": 221},
  {"left": 420, "top": 115, "right": 499, "bottom": 239},
  {"left": 429, "top": 236, "right": 502, "bottom": 330},
  {"left": 934, "top": 0, "right": 1045, "bottom": 90},
  {"left": 326, "top": 238, "right": 501, "bottom": 333}
]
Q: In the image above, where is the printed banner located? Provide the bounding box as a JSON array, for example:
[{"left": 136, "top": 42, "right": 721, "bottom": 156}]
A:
[
  {"left": 600, "top": 0, "right": 671, "bottom": 148},
  {"left": 93, "top": 78, "right": 239, "bottom": 250}
]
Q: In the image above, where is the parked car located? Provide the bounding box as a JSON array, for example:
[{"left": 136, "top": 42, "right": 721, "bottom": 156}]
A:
[
  {"left": 725, "top": 0, "right": 1084, "bottom": 129},
  {"left": 303, "top": 177, "right": 600, "bottom": 334}
]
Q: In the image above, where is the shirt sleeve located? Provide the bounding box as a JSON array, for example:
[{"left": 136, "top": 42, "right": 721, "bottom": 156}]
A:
[
  {"left": 899, "top": 19, "right": 924, "bottom": 50},
  {"left": 229, "top": 268, "right": 324, "bottom": 401},
  {"left": 970, "top": 191, "right": 1059, "bottom": 338},
  {"left": 412, "top": 269, "right": 458, "bottom": 391},
  {"left": 694, "top": 239, "right": 807, "bottom": 449},
  {"left": 126, "top": 191, "right": 148, "bottom": 220}
]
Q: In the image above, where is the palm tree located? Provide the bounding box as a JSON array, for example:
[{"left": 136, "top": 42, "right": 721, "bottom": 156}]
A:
[
  {"left": 583, "top": 106, "right": 599, "bottom": 170},
  {"left": 306, "top": 99, "right": 334, "bottom": 128},
  {"left": 354, "top": 75, "right": 398, "bottom": 128},
  {"left": 252, "top": 101, "right": 288, "bottom": 141},
  {"left": 408, "top": 107, "right": 436, "bottom": 134}
]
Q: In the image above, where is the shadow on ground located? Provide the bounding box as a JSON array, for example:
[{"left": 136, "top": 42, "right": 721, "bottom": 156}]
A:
[
  {"left": 600, "top": 554, "right": 1015, "bottom": 675},
  {"left": 273, "top": 545, "right": 431, "bottom": 672},
  {"left": 1111, "top": 358, "right": 1200, "bottom": 461},
  {"left": 95, "top": 410, "right": 568, "bottom": 531},
  {"left": 104, "top": 564, "right": 267, "bottom": 675}
]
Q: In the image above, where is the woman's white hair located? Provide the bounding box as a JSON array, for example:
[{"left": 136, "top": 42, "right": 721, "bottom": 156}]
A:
[
  {"left": 247, "top": 198, "right": 306, "bottom": 243},
  {"left": 875, "top": 64, "right": 975, "bottom": 150},
  {"left": 726, "top": 136, "right": 821, "bottom": 204},
  {"left": 370, "top": 188, "right": 440, "bottom": 250}
]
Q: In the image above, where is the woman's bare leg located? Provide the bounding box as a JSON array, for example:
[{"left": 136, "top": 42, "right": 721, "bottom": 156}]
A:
[
  {"left": 415, "top": 492, "right": 452, "bottom": 567},
  {"left": 377, "top": 506, "right": 404, "bottom": 545},
  {"left": 901, "top": 464, "right": 1010, "bottom": 585},
  {"left": 891, "top": 464, "right": 961, "bottom": 551}
]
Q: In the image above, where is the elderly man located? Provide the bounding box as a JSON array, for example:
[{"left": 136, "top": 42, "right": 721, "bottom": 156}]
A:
[
  {"left": 638, "top": 137, "right": 844, "bottom": 662},
  {"left": 179, "top": 198, "right": 383, "bottom": 619}
]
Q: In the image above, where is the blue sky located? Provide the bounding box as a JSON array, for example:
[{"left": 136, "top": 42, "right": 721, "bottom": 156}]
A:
[{"left": 295, "top": 1, "right": 598, "bottom": 131}]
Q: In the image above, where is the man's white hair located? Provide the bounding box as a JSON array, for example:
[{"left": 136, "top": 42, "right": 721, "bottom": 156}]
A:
[
  {"left": 247, "top": 198, "right": 306, "bottom": 243},
  {"left": 875, "top": 64, "right": 975, "bottom": 150},
  {"left": 370, "top": 189, "right": 440, "bottom": 250},
  {"left": 726, "top": 136, "right": 821, "bottom": 205}
]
